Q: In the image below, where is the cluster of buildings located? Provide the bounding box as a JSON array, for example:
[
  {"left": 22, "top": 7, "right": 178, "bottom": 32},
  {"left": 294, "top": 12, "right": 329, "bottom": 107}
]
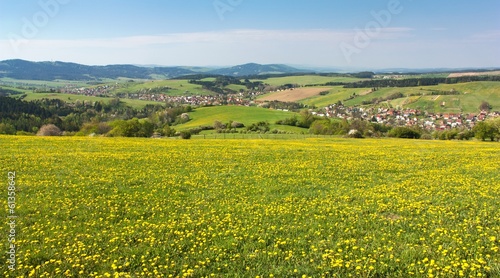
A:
[
  {"left": 60, "top": 85, "right": 118, "bottom": 97},
  {"left": 61, "top": 85, "right": 255, "bottom": 106},
  {"left": 136, "top": 93, "right": 250, "bottom": 106},
  {"left": 315, "top": 104, "right": 499, "bottom": 130}
]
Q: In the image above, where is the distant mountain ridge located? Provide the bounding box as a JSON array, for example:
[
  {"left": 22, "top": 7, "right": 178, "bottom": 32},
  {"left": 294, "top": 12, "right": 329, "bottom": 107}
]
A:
[
  {"left": 0, "top": 60, "right": 309, "bottom": 81},
  {"left": 208, "top": 63, "right": 307, "bottom": 76}
]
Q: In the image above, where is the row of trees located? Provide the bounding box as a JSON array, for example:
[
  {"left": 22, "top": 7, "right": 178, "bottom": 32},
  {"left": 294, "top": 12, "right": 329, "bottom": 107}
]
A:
[
  {"left": 472, "top": 118, "right": 500, "bottom": 141},
  {"left": 273, "top": 109, "right": 500, "bottom": 141},
  {"left": 308, "top": 117, "right": 500, "bottom": 141},
  {"left": 344, "top": 75, "right": 500, "bottom": 89},
  {"left": 430, "top": 119, "right": 500, "bottom": 141},
  {"left": 0, "top": 96, "right": 194, "bottom": 136},
  {"left": 188, "top": 76, "right": 265, "bottom": 94},
  {"left": 361, "top": 92, "right": 404, "bottom": 105}
]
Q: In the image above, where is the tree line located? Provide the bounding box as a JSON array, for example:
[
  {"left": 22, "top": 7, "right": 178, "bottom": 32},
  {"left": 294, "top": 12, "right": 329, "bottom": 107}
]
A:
[
  {"left": 343, "top": 75, "right": 500, "bottom": 88},
  {"left": 274, "top": 109, "right": 500, "bottom": 141}
]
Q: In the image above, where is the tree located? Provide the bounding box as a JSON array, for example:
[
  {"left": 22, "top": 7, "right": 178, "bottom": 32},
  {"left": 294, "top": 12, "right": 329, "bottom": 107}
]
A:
[
  {"left": 479, "top": 101, "right": 492, "bottom": 112},
  {"left": 213, "top": 120, "right": 226, "bottom": 131},
  {"left": 349, "top": 119, "right": 373, "bottom": 137},
  {"left": 0, "top": 123, "right": 16, "bottom": 135},
  {"left": 489, "top": 117, "right": 500, "bottom": 140},
  {"left": 160, "top": 125, "right": 176, "bottom": 137},
  {"left": 297, "top": 110, "right": 316, "bottom": 128},
  {"left": 246, "top": 121, "right": 270, "bottom": 133},
  {"left": 107, "top": 118, "right": 154, "bottom": 137},
  {"left": 473, "top": 121, "right": 496, "bottom": 141},
  {"left": 137, "top": 120, "right": 154, "bottom": 137},
  {"left": 37, "top": 124, "right": 62, "bottom": 136},
  {"left": 309, "top": 119, "right": 333, "bottom": 135}
]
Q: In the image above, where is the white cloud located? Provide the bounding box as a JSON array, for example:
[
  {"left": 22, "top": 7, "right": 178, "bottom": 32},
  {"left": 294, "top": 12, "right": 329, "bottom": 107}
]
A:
[
  {"left": 2, "top": 27, "right": 496, "bottom": 68},
  {"left": 0, "top": 28, "right": 414, "bottom": 51}
]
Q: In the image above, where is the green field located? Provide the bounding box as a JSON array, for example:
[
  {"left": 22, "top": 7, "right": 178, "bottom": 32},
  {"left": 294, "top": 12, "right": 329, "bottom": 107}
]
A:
[
  {"left": 110, "top": 80, "right": 213, "bottom": 96},
  {"left": 176, "top": 105, "right": 297, "bottom": 130},
  {"left": 253, "top": 75, "right": 365, "bottom": 86},
  {"left": 1, "top": 136, "right": 498, "bottom": 277},
  {"left": 0, "top": 78, "right": 90, "bottom": 89}
]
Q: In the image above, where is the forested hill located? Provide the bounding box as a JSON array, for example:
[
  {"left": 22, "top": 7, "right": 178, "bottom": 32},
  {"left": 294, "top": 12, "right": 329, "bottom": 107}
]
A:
[
  {"left": 0, "top": 59, "right": 195, "bottom": 80},
  {"left": 0, "top": 60, "right": 308, "bottom": 81},
  {"left": 208, "top": 63, "right": 308, "bottom": 76}
]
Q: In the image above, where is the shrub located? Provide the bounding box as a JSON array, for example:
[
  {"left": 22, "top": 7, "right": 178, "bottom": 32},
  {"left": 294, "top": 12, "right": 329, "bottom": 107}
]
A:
[
  {"left": 246, "top": 121, "right": 270, "bottom": 133},
  {"left": 457, "top": 131, "right": 474, "bottom": 140},
  {"left": 180, "top": 131, "right": 191, "bottom": 139},
  {"left": 388, "top": 127, "right": 421, "bottom": 139},
  {"left": 347, "top": 129, "right": 363, "bottom": 138},
  {"left": 16, "top": 131, "right": 35, "bottom": 136},
  {"left": 420, "top": 134, "right": 433, "bottom": 140},
  {"left": 231, "top": 121, "right": 245, "bottom": 128},
  {"left": 0, "top": 123, "right": 16, "bottom": 135}
]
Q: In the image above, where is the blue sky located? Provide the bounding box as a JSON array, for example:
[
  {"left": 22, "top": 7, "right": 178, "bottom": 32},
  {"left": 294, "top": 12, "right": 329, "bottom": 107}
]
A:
[{"left": 0, "top": 0, "right": 499, "bottom": 69}]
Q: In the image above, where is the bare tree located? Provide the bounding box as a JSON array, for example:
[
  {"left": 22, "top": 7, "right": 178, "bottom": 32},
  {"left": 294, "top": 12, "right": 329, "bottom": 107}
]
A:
[{"left": 37, "top": 124, "right": 62, "bottom": 136}]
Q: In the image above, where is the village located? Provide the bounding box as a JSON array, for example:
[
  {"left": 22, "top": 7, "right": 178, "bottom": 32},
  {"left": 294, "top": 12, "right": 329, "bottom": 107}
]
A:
[
  {"left": 57, "top": 85, "right": 499, "bottom": 131},
  {"left": 314, "top": 104, "right": 499, "bottom": 131}
]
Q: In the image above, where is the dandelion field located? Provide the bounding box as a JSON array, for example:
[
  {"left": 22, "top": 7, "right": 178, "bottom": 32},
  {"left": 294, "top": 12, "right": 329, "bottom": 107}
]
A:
[{"left": 1, "top": 136, "right": 499, "bottom": 277}]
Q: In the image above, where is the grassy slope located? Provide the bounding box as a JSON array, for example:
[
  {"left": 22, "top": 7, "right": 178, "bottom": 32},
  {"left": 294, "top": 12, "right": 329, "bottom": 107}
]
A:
[
  {"left": 301, "top": 87, "right": 371, "bottom": 107},
  {"left": 0, "top": 77, "right": 90, "bottom": 88},
  {"left": 421, "top": 82, "right": 500, "bottom": 112},
  {"left": 177, "top": 106, "right": 297, "bottom": 130},
  {"left": 225, "top": 84, "right": 247, "bottom": 92},
  {"left": 253, "top": 75, "right": 364, "bottom": 86},
  {"left": 300, "top": 82, "right": 500, "bottom": 113},
  {"left": 110, "top": 79, "right": 213, "bottom": 96}
]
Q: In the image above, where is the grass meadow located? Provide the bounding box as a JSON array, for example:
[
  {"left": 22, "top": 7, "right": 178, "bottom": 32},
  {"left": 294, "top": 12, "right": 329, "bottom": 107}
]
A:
[
  {"left": 110, "top": 80, "right": 213, "bottom": 96},
  {"left": 1, "top": 136, "right": 499, "bottom": 277},
  {"left": 176, "top": 106, "right": 296, "bottom": 130}
]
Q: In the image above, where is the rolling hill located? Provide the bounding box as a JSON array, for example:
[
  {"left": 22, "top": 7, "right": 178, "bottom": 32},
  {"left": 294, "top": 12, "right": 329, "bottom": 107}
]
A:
[
  {"left": 208, "top": 63, "right": 308, "bottom": 76},
  {"left": 0, "top": 60, "right": 309, "bottom": 81},
  {"left": 0, "top": 59, "right": 196, "bottom": 80}
]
